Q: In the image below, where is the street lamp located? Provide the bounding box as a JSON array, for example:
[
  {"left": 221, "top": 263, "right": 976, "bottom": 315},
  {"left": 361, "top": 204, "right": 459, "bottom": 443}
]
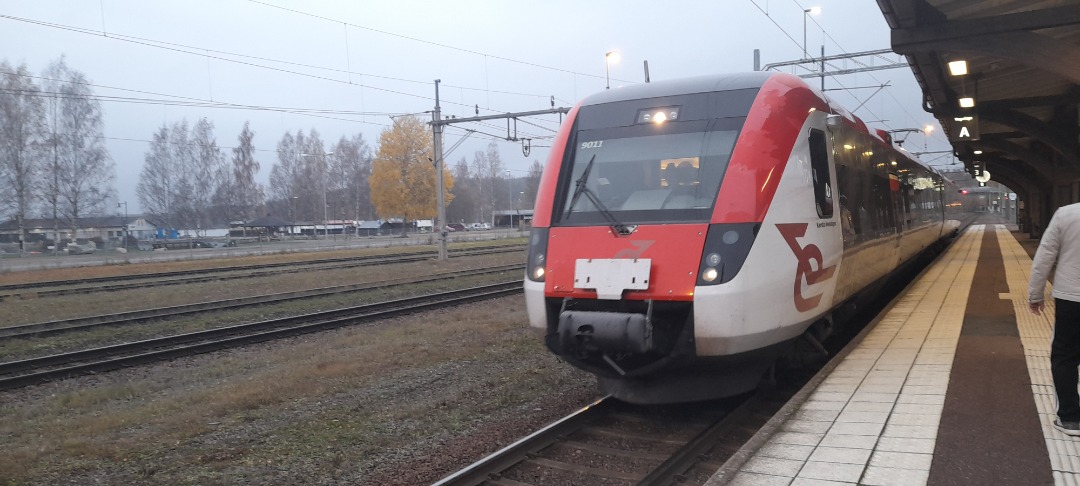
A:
[
  {"left": 505, "top": 169, "right": 513, "bottom": 228},
  {"left": 117, "top": 201, "right": 128, "bottom": 249},
  {"left": 605, "top": 50, "right": 619, "bottom": 89},
  {"left": 300, "top": 151, "right": 333, "bottom": 237},
  {"left": 288, "top": 196, "right": 298, "bottom": 236},
  {"left": 803, "top": 7, "right": 821, "bottom": 59}
]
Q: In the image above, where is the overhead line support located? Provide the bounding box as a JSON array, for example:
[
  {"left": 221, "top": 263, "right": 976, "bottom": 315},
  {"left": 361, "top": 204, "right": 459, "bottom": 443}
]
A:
[{"left": 427, "top": 84, "right": 569, "bottom": 259}]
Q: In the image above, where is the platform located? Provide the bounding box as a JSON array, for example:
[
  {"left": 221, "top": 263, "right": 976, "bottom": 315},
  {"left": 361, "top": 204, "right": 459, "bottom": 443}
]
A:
[{"left": 709, "top": 223, "right": 1076, "bottom": 485}]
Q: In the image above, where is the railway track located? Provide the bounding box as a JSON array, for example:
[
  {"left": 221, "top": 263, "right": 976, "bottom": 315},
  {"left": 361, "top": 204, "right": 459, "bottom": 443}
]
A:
[
  {"left": 0, "top": 281, "right": 522, "bottom": 391},
  {"left": 435, "top": 219, "right": 982, "bottom": 486},
  {"left": 0, "top": 264, "right": 523, "bottom": 340},
  {"left": 0, "top": 245, "right": 522, "bottom": 300},
  {"left": 434, "top": 389, "right": 795, "bottom": 486}
]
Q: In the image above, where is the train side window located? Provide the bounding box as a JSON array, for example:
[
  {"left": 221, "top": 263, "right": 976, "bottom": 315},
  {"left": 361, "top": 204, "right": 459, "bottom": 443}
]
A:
[{"left": 808, "top": 129, "right": 833, "bottom": 218}]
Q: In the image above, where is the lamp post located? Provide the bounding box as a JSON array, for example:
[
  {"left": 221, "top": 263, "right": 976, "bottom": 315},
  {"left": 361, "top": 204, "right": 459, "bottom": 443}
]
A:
[
  {"left": 803, "top": 7, "right": 821, "bottom": 59},
  {"left": 505, "top": 169, "right": 512, "bottom": 228},
  {"left": 289, "top": 196, "right": 298, "bottom": 237},
  {"left": 518, "top": 191, "right": 525, "bottom": 231},
  {"left": 605, "top": 50, "right": 619, "bottom": 89},
  {"left": 300, "top": 151, "right": 332, "bottom": 238},
  {"left": 117, "top": 201, "right": 128, "bottom": 249}
]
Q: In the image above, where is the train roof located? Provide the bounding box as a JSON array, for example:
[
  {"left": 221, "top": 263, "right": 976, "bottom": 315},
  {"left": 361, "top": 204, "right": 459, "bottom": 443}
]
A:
[
  {"left": 580, "top": 72, "right": 774, "bottom": 107},
  {"left": 578, "top": 72, "right": 935, "bottom": 172},
  {"left": 582, "top": 72, "right": 863, "bottom": 130}
]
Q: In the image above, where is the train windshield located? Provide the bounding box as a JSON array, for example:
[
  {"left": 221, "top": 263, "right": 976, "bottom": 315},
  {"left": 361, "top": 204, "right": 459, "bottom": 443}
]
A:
[{"left": 557, "top": 127, "right": 739, "bottom": 225}]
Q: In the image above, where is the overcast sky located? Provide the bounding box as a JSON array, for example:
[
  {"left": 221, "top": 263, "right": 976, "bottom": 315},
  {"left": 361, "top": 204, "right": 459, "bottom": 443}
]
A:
[{"left": 1, "top": 0, "right": 957, "bottom": 214}]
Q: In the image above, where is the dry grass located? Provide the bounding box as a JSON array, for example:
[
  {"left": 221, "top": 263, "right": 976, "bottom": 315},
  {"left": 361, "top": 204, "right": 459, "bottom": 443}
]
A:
[
  {"left": 0, "top": 269, "right": 523, "bottom": 361},
  {"left": 0, "top": 241, "right": 596, "bottom": 484},
  {"left": 0, "top": 247, "right": 524, "bottom": 361},
  {"left": 0, "top": 296, "right": 597, "bottom": 484},
  {"left": 0, "top": 237, "right": 525, "bottom": 286},
  {"left": 0, "top": 246, "right": 525, "bottom": 327}
]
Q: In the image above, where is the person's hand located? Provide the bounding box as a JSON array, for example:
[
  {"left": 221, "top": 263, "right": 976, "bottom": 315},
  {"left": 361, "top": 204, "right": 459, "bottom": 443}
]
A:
[{"left": 1030, "top": 301, "right": 1045, "bottom": 316}]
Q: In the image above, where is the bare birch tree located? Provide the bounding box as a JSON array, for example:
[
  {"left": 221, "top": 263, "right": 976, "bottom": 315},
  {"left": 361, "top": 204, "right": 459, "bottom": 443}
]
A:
[
  {"left": 0, "top": 61, "right": 45, "bottom": 252},
  {"left": 33, "top": 57, "right": 116, "bottom": 244},
  {"left": 269, "top": 131, "right": 302, "bottom": 221},
  {"left": 330, "top": 133, "right": 373, "bottom": 222},
  {"left": 137, "top": 124, "right": 179, "bottom": 229},
  {"left": 190, "top": 117, "right": 224, "bottom": 234},
  {"left": 52, "top": 66, "right": 115, "bottom": 237},
  {"left": 231, "top": 122, "right": 263, "bottom": 220}
]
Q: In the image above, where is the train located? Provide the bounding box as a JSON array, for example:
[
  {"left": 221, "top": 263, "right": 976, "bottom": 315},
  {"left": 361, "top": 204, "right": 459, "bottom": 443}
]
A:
[{"left": 523, "top": 71, "right": 959, "bottom": 404}]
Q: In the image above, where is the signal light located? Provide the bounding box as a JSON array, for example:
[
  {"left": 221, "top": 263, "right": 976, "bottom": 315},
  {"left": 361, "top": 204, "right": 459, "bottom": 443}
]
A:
[{"left": 959, "top": 189, "right": 969, "bottom": 195}]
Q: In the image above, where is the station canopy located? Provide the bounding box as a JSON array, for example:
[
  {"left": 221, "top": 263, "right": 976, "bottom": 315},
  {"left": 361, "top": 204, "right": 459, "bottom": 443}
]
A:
[{"left": 876, "top": 1, "right": 1080, "bottom": 201}]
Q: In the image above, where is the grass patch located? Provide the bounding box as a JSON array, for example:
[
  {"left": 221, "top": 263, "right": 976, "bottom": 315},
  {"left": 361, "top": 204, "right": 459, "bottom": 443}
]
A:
[
  {"left": 0, "top": 247, "right": 591, "bottom": 485},
  {"left": 0, "top": 267, "right": 522, "bottom": 361}
]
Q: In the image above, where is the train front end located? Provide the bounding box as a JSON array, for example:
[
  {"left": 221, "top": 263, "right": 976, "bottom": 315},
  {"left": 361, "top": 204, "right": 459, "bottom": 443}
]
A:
[{"left": 525, "top": 72, "right": 844, "bottom": 403}]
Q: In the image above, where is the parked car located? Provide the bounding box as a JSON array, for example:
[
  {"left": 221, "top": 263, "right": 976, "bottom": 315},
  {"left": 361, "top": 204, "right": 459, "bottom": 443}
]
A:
[
  {"left": 468, "top": 223, "right": 492, "bottom": 231},
  {"left": 151, "top": 240, "right": 213, "bottom": 250},
  {"left": 65, "top": 242, "right": 96, "bottom": 255},
  {"left": 447, "top": 223, "right": 466, "bottom": 232}
]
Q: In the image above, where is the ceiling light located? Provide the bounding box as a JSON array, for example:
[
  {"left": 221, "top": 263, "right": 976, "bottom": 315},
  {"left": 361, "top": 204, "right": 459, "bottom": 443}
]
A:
[
  {"left": 948, "top": 60, "right": 968, "bottom": 76},
  {"left": 959, "top": 97, "right": 975, "bottom": 108},
  {"left": 973, "top": 150, "right": 983, "bottom": 155}
]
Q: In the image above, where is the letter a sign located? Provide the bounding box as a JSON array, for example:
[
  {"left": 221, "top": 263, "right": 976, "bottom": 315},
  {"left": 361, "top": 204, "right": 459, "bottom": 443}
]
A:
[{"left": 950, "top": 114, "right": 980, "bottom": 142}]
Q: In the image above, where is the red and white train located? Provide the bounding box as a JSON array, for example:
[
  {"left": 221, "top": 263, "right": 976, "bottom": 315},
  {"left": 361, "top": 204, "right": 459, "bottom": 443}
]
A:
[{"left": 524, "top": 72, "right": 957, "bottom": 404}]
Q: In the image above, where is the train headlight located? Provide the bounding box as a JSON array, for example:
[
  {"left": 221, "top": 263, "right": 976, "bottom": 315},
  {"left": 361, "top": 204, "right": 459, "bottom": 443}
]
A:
[
  {"left": 636, "top": 106, "right": 680, "bottom": 125},
  {"left": 696, "top": 223, "right": 760, "bottom": 286},
  {"left": 526, "top": 228, "right": 549, "bottom": 282},
  {"left": 532, "top": 252, "right": 546, "bottom": 279}
]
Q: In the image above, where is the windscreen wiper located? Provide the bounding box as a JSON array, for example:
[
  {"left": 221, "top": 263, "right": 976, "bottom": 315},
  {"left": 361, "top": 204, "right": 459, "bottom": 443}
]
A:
[
  {"left": 565, "top": 155, "right": 633, "bottom": 235},
  {"left": 566, "top": 155, "right": 596, "bottom": 218}
]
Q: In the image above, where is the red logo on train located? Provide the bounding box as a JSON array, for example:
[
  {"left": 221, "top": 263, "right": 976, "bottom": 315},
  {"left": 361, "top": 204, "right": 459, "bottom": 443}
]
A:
[{"left": 776, "top": 223, "right": 836, "bottom": 312}]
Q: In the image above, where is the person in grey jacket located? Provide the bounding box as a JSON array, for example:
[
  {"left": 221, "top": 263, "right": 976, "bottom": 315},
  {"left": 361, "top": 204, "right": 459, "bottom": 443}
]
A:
[{"left": 1030, "top": 202, "right": 1080, "bottom": 436}]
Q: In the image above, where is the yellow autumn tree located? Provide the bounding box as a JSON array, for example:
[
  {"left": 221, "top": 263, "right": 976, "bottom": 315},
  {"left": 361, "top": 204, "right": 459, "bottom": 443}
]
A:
[{"left": 369, "top": 116, "right": 454, "bottom": 232}]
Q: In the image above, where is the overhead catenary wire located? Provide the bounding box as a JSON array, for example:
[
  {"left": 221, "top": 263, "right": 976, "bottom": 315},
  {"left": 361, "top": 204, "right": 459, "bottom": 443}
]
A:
[
  {"left": 789, "top": 0, "right": 944, "bottom": 148},
  {"left": 246, "top": 0, "right": 606, "bottom": 82},
  {"left": 0, "top": 13, "right": 561, "bottom": 115},
  {"left": 0, "top": 87, "right": 394, "bottom": 127},
  {"left": 4, "top": 5, "right": 583, "bottom": 163},
  {"left": 0, "top": 86, "right": 394, "bottom": 116},
  {"left": 748, "top": 0, "right": 952, "bottom": 155}
]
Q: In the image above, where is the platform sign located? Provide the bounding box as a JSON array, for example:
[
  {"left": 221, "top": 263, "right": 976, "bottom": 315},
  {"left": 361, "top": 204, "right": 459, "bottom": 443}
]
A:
[{"left": 949, "top": 114, "right": 980, "bottom": 142}]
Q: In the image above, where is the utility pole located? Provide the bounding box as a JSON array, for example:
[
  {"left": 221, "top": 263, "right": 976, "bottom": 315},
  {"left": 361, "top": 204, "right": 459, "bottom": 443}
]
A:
[
  {"left": 505, "top": 169, "right": 512, "bottom": 229},
  {"left": 433, "top": 80, "right": 448, "bottom": 261},
  {"left": 427, "top": 85, "right": 570, "bottom": 259}
]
